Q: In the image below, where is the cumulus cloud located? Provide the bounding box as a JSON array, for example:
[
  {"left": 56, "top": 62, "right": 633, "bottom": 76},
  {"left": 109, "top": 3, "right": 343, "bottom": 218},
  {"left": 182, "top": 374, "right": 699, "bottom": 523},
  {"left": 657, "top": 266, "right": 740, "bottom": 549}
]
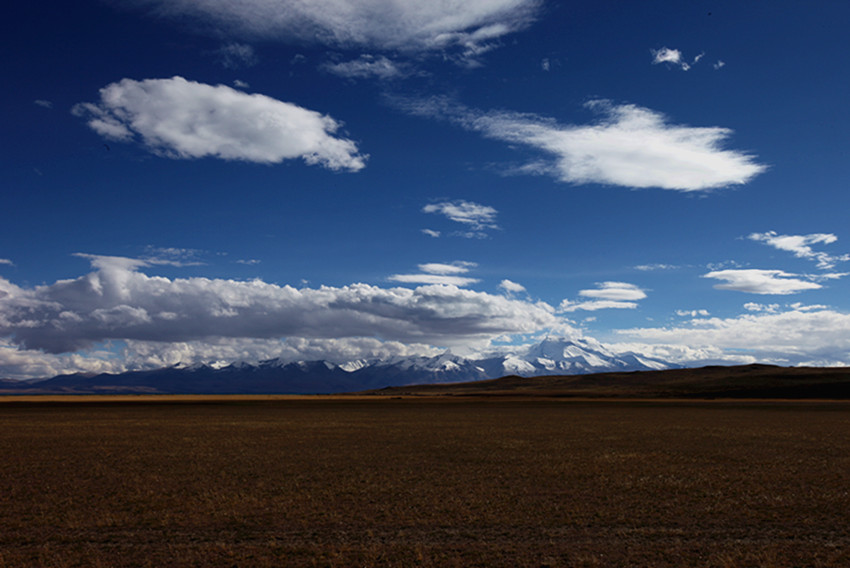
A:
[
  {"left": 499, "top": 279, "right": 526, "bottom": 294},
  {"left": 0, "top": 336, "right": 446, "bottom": 381},
  {"left": 618, "top": 305, "right": 850, "bottom": 366},
  {"left": 0, "top": 256, "right": 559, "bottom": 354},
  {"left": 423, "top": 200, "right": 499, "bottom": 237},
  {"left": 703, "top": 269, "right": 822, "bottom": 295},
  {"left": 401, "top": 97, "right": 765, "bottom": 191},
  {"left": 72, "top": 76, "right": 367, "bottom": 171},
  {"left": 322, "top": 55, "right": 412, "bottom": 80},
  {"left": 676, "top": 309, "right": 710, "bottom": 317},
  {"left": 748, "top": 231, "right": 849, "bottom": 270},
  {"left": 130, "top": 0, "right": 540, "bottom": 59}
]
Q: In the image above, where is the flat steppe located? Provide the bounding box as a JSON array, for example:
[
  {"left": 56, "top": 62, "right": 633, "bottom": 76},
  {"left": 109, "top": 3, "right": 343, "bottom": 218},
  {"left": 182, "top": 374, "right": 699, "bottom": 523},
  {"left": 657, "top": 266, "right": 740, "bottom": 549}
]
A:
[{"left": 1, "top": 395, "right": 849, "bottom": 567}]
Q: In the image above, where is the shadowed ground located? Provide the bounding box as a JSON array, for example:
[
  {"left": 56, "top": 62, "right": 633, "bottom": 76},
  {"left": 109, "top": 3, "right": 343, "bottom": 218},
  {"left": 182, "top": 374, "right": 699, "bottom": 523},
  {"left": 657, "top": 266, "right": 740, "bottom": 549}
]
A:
[{"left": 1, "top": 398, "right": 849, "bottom": 567}]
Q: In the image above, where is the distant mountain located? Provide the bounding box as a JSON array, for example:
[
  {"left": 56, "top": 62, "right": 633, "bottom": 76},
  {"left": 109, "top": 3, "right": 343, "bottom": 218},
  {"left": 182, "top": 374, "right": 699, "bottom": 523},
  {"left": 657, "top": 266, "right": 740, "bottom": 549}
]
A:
[{"left": 0, "top": 337, "right": 675, "bottom": 395}]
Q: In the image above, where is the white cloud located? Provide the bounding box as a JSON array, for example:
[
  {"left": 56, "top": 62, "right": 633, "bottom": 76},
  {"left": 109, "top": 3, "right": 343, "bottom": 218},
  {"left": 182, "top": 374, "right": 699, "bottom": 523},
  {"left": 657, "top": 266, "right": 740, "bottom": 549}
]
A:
[
  {"left": 0, "top": 259, "right": 13, "bottom": 266},
  {"left": 499, "top": 279, "right": 526, "bottom": 294},
  {"left": 72, "top": 76, "right": 367, "bottom": 171},
  {"left": 389, "top": 261, "right": 479, "bottom": 286},
  {"left": 579, "top": 281, "right": 647, "bottom": 301},
  {"left": 417, "top": 262, "right": 476, "bottom": 275},
  {"left": 652, "top": 47, "right": 687, "bottom": 68},
  {"left": 421, "top": 229, "right": 441, "bottom": 238},
  {"left": 703, "top": 269, "right": 822, "bottom": 295},
  {"left": 559, "top": 299, "right": 638, "bottom": 312},
  {"left": 34, "top": 99, "right": 53, "bottom": 109},
  {"left": 744, "top": 302, "right": 780, "bottom": 313},
  {"left": 402, "top": 97, "right": 765, "bottom": 191},
  {"left": 651, "top": 47, "right": 706, "bottom": 71},
  {"left": 713, "top": 60, "right": 726, "bottom": 70},
  {"left": 635, "top": 263, "right": 677, "bottom": 271},
  {"left": 216, "top": 42, "right": 258, "bottom": 68},
  {"left": 322, "top": 55, "right": 412, "bottom": 79},
  {"left": 131, "top": 0, "right": 541, "bottom": 58},
  {"left": 618, "top": 305, "right": 850, "bottom": 366},
  {"left": 0, "top": 255, "right": 559, "bottom": 355},
  {"left": 558, "top": 282, "right": 646, "bottom": 312},
  {"left": 233, "top": 79, "right": 250, "bottom": 89},
  {"left": 748, "top": 231, "right": 849, "bottom": 270},
  {"left": 0, "top": 336, "right": 446, "bottom": 381},
  {"left": 423, "top": 200, "right": 499, "bottom": 237},
  {"left": 387, "top": 273, "right": 480, "bottom": 287},
  {"left": 676, "top": 309, "right": 710, "bottom": 317}
]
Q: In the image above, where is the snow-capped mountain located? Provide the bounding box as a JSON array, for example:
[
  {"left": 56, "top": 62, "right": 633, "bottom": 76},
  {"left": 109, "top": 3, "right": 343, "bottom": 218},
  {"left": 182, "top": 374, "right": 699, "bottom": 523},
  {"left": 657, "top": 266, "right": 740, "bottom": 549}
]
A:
[
  {"left": 0, "top": 337, "right": 675, "bottom": 395},
  {"left": 504, "top": 336, "right": 671, "bottom": 376}
]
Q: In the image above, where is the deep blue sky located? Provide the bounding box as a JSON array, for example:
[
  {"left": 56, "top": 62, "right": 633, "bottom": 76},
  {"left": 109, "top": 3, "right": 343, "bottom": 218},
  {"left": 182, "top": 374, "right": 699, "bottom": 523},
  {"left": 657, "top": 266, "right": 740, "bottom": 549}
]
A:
[{"left": 2, "top": 0, "right": 850, "bottom": 378}]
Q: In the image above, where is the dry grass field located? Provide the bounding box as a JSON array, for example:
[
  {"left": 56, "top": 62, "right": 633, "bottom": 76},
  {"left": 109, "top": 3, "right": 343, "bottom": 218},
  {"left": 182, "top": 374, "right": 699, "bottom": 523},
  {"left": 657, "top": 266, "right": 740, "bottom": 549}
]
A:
[{"left": 1, "top": 397, "right": 849, "bottom": 567}]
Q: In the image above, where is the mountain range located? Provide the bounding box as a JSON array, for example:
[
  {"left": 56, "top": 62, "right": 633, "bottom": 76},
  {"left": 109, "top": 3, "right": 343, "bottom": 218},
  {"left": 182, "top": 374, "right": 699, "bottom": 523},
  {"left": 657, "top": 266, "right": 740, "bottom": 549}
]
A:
[{"left": 0, "top": 337, "right": 674, "bottom": 395}]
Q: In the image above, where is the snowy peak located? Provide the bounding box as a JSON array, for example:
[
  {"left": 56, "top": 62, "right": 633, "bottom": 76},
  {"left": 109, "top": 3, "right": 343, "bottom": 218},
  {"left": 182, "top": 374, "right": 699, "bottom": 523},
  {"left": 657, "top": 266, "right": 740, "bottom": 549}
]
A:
[{"left": 505, "top": 336, "right": 673, "bottom": 376}]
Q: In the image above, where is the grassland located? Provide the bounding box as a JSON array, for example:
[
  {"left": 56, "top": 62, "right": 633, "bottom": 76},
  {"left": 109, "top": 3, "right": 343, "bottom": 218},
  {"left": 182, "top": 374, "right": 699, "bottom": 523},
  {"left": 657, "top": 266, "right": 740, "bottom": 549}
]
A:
[{"left": 1, "top": 397, "right": 849, "bottom": 567}]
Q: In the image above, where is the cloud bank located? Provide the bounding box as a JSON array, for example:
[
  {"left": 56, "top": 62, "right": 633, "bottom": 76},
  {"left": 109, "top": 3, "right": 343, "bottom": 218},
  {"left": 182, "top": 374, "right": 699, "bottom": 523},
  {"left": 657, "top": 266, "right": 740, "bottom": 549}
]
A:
[
  {"left": 0, "top": 256, "right": 559, "bottom": 354},
  {"left": 73, "top": 76, "right": 367, "bottom": 171},
  {"left": 618, "top": 305, "right": 850, "bottom": 367},
  {"left": 402, "top": 98, "right": 766, "bottom": 191}
]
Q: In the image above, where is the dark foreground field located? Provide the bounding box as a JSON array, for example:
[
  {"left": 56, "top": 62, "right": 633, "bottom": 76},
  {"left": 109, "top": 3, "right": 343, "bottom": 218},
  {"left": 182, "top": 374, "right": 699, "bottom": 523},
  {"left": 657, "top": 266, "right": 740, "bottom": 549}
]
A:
[{"left": 1, "top": 398, "right": 849, "bottom": 567}]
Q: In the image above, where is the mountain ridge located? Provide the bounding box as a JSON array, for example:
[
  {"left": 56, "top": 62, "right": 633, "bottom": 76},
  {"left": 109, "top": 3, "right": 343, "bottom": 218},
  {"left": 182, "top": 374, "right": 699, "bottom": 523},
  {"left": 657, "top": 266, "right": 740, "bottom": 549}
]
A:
[{"left": 0, "top": 337, "right": 675, "bottom": 394}]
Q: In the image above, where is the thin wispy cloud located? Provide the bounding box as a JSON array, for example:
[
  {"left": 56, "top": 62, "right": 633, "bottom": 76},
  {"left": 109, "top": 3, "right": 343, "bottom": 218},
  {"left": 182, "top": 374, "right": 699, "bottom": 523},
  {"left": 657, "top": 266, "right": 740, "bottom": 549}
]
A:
[
  {"left": 215, "top": 42, "right": 258, "bottom": 69},
  {"left": 34, "top": 99, "right": 53, "bottom": 109},
  {"left": 72, "top": 77, "right": 367, "bottom": 171},
  {"left": 651, "top": 47, "right": 705, "bottom": 71},
  {"left": 703, "top": 269, "right": 822, "bottom": 295},
  {"left": 400, "top": 97, "right": 766, "bottom": 191},
  {"left": 635, "top": 263, "right": 678, "bottom": 271},
  {"left": 322, "top": 55, "right": 413, "bottom": 80},
  {"left": 0, "top": 259, "right": 14, "bottom": 266},
  {"left": 749, "top": 231, "right": 849, "bottom": 270},
  {"left": 423, "top": 200, "right": 499, "bottom": 238},
  {"left": 130, "top": 0, "right": 541, "bottom": 61}
]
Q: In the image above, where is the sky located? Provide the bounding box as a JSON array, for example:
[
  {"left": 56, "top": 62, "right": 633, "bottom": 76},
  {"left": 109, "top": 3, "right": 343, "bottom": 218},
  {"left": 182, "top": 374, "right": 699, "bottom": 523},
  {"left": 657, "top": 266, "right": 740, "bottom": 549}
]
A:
[{"left": 3, "top": 0, "right": 850, "bottom": 380}]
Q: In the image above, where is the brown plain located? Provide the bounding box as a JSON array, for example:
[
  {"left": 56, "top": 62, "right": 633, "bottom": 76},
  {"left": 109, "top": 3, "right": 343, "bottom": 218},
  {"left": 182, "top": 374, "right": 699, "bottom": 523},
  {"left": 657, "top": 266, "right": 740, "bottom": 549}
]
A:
[{"left": 1, "top": 397, "right": 849, "bottom": 567}]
